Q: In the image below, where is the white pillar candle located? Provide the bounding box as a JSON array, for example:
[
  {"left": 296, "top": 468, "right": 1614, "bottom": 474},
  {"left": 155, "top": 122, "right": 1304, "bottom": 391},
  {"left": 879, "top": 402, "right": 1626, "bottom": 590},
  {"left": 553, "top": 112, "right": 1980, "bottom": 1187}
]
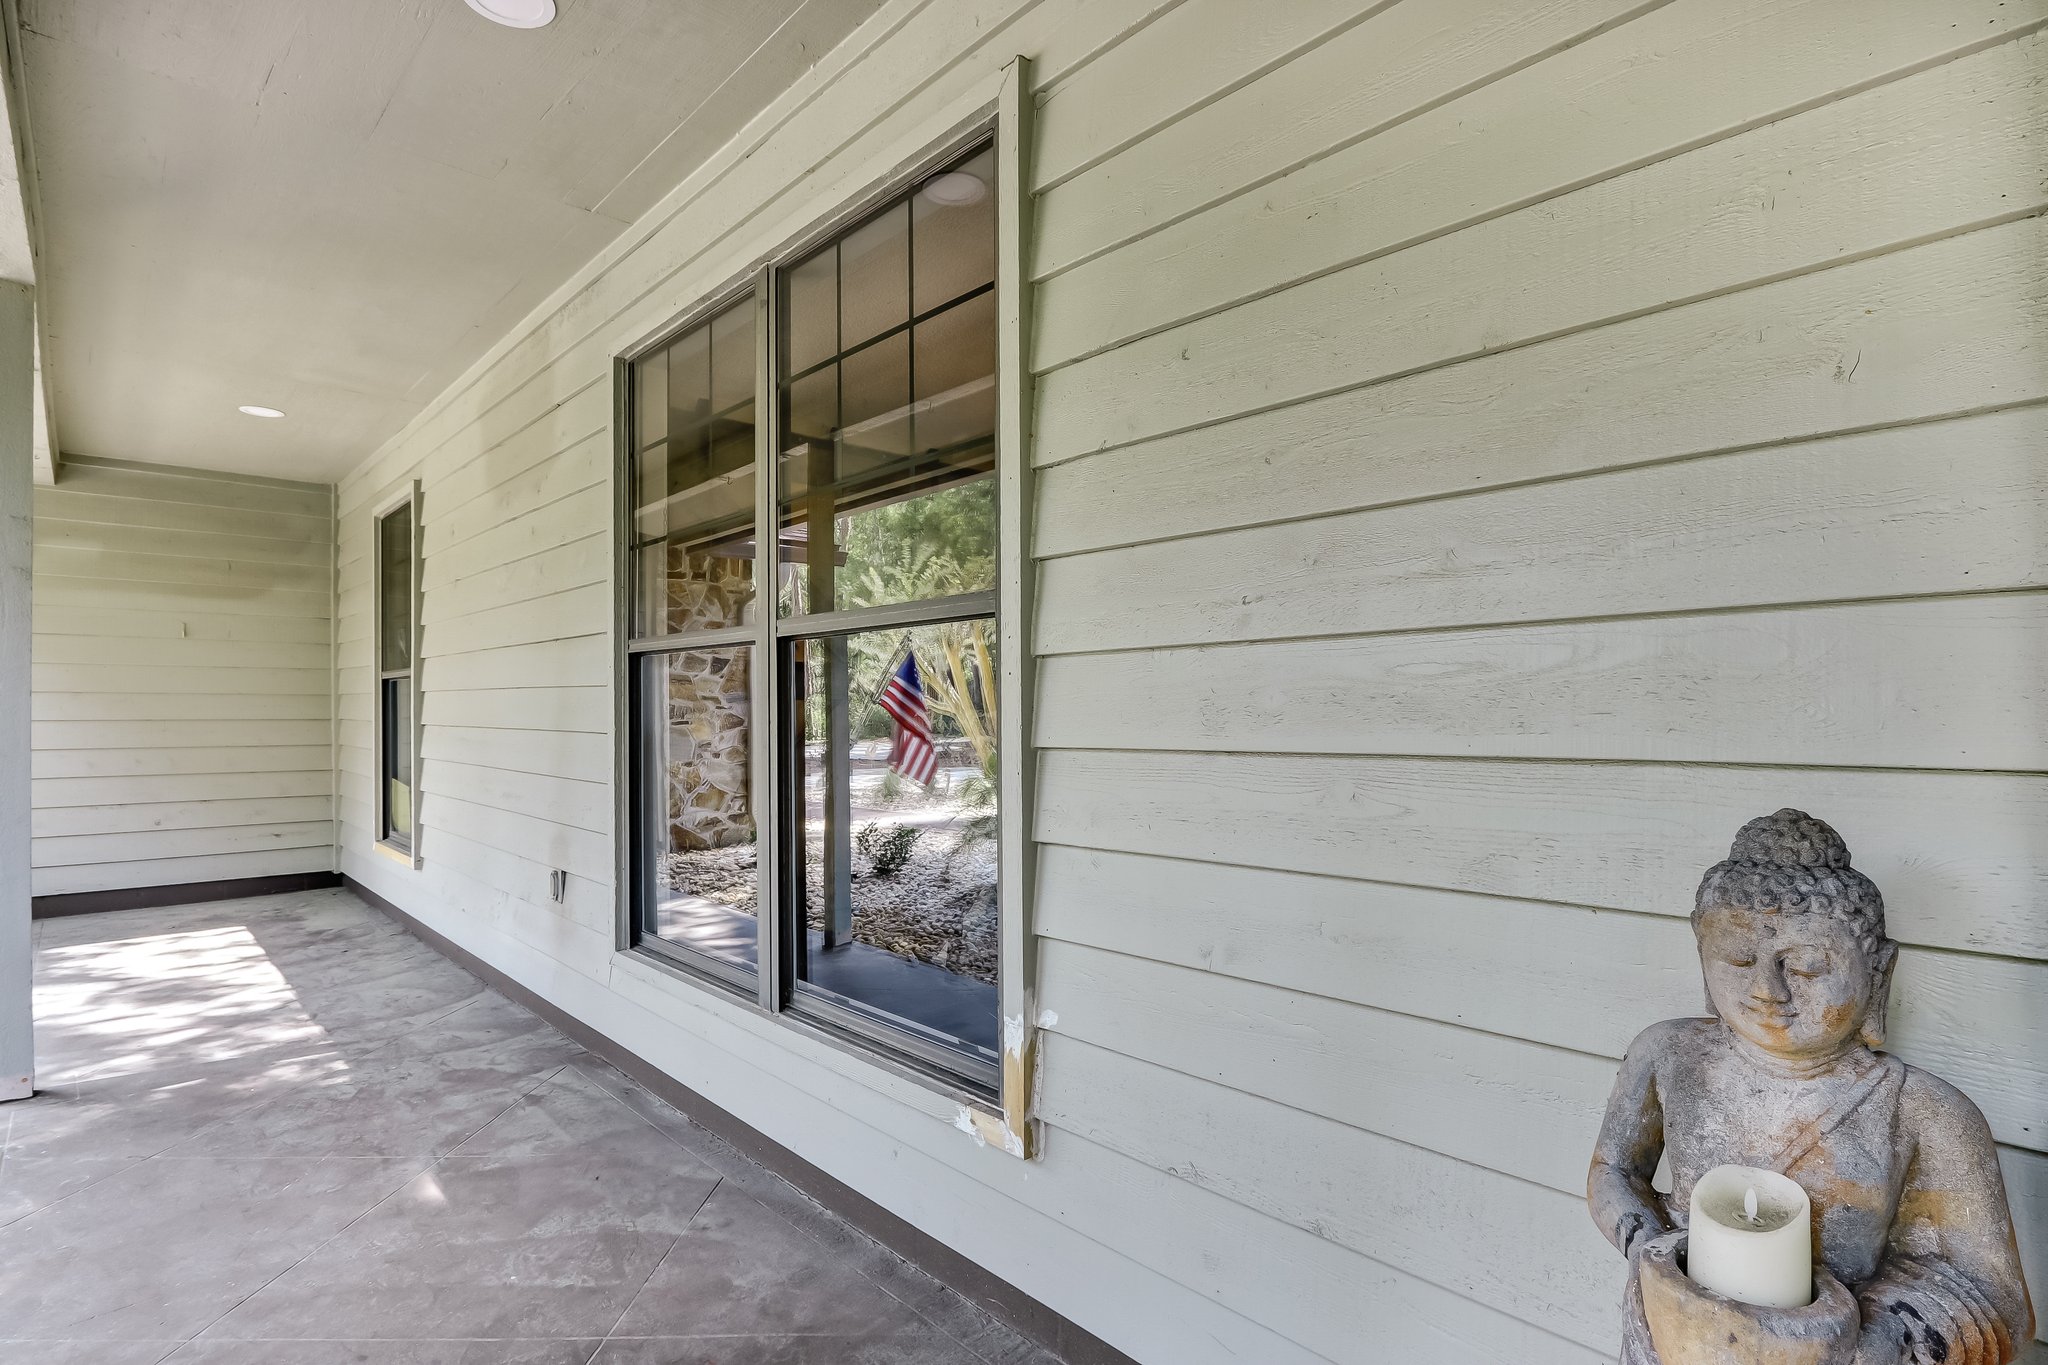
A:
[{"left": 1686, "top": 1164, "right": 1813, "bottom": 1309}]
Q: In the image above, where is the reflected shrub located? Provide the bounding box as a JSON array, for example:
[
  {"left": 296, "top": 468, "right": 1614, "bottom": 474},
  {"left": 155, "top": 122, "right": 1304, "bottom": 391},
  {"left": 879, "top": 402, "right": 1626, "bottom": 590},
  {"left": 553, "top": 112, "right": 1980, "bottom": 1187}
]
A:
[{"left": 856, "top": 822, "right": 922, "bottom": 876}]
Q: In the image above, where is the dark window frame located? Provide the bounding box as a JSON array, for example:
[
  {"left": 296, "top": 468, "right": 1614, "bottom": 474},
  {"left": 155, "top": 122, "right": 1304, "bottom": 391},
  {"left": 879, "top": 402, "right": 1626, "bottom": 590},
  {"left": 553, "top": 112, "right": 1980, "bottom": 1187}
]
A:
[
  {"left": 617, "top": 131, "right": 1008, "bottom": 1099},
  {"left": 373, "top": 487, "right": 421, "bottom": 861},
  {"left": 621, "top": 283, "right": 765, "bottom": 1008}
]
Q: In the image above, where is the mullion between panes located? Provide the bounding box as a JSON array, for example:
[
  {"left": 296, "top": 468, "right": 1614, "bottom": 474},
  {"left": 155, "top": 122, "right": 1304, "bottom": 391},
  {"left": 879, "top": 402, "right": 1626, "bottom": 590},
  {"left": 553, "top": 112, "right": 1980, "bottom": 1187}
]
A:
[
  {"left": 770, "top": 591, "right": 997, "bottom": 643},
  {"left": 752, "top": 270, "right": 785, "bottom": 1014},
  {"left": 830, "top": 236, "right": 844, "bottom": 620},
  {"left": 626, "top": 623, "right": 754, "bottom": 654},
  {"left": 907, "top": 185, "right": 918, "bottom": 472}
]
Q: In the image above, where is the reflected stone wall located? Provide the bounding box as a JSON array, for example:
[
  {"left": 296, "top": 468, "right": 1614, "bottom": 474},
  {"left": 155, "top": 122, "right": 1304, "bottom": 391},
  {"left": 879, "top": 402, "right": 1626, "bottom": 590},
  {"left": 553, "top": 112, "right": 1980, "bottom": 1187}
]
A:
[{"left": 664, "top": 547, "right": 753, "bottom": 851}]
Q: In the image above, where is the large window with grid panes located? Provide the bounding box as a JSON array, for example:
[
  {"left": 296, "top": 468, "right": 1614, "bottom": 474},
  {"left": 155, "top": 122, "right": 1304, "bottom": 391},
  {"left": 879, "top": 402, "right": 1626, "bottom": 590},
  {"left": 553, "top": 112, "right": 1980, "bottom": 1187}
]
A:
[{"left": 623, "top": 138, "right": 1002, "bottom": 1093}]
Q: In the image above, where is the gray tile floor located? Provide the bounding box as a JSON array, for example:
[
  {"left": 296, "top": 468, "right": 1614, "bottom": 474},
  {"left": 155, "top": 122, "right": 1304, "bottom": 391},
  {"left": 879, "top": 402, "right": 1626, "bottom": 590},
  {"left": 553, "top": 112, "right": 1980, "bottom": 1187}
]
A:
[{"left": 0, "top": 889, "right": 1066, "bottom": 1365}]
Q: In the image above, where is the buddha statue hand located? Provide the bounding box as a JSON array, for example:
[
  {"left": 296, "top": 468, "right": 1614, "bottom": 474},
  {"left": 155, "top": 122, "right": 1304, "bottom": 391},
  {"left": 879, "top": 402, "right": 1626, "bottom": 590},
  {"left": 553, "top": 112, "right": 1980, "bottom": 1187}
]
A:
[
  {"left": 1848, "top": 1313, "right": 1908, "bottom": 1365},
  {"left": 1855, "top": 1259, "right": 2022, "bottom": 1365},
  {"left": 1633, "top": 1230, "right": 1860, "bottom": 1365}
]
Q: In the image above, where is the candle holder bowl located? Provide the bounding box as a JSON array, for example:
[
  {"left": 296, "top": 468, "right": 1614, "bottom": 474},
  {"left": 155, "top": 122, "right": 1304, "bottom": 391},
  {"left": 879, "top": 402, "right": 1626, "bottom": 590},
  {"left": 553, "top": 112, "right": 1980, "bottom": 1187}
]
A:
[{"left": 1636, "top": 1231, "right": 1859, "bottom": 1365}]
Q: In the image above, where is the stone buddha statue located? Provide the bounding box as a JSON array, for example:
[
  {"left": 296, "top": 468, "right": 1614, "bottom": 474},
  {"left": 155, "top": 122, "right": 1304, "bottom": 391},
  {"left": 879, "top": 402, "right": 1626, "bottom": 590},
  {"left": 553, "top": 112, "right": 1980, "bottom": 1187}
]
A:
[{"left": 1588, "top": 810, "right": 2035, "bottom": 1364}]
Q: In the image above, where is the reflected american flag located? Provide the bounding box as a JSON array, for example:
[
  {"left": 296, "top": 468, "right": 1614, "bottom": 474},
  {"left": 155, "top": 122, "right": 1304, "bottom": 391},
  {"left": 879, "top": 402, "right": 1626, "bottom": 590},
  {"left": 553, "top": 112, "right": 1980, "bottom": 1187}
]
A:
[{"left": 877, "top": 653, "right": 937, "bottom": 785}]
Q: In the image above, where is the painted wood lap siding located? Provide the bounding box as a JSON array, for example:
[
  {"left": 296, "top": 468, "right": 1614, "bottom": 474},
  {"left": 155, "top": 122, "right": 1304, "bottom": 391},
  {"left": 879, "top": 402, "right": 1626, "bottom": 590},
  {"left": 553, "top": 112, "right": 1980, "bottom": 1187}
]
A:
[
  {"left": 331, "top": 2, "right": 2048, "bottom": 1362},
  {"left": 1029, "top": 0, "right": 2048, "bottom": 1359},
  {"left": 30, "top": 458, "right": 336, "bottom": 896}
]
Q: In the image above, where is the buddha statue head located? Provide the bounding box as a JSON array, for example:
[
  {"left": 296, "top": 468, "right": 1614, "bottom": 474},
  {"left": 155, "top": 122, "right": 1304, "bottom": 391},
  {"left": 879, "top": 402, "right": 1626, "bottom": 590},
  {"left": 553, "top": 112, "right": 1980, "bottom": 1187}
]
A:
[{"left": 1692, "top": 809, "right": 1898, "bottom": 1066}]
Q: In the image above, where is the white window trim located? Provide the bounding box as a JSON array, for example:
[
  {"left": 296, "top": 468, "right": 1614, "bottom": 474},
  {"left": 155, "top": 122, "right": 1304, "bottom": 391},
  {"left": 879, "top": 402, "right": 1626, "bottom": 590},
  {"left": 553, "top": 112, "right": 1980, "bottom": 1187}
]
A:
[
  {"left": 610, "top": 58, "right": 1040, "bottom": 1157},
  {"left": 986, "top": 55, "right": 1039, "bottom": 1160},
  {"left": 371, "top": 479, "right": 424, "bottom": 869}
]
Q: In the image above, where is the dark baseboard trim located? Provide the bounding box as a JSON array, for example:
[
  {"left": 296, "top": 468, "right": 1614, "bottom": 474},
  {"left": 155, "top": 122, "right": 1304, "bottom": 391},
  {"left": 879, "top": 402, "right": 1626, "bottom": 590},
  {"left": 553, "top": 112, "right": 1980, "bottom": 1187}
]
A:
[
  {"left": 344, "top": 875, "right": 1134, "bottom": 1365},
  {"left": 33, "top": 870, "right": 343, "bottom": 919}
]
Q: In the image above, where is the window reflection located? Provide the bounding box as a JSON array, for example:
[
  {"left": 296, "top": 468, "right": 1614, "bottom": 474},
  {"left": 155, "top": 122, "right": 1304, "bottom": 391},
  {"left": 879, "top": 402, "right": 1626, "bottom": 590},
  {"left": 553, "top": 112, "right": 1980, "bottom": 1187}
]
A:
[
  {"left": 642, "top": 645, "right": 758, "bottom": 976},
  {"left": 777, "top": 146, "right": 999, "bottom": 619},
  {"left": 632, "top": 299, "right": 757, "bottom": 639},
  {"left": 839, "top": 202, "right": 909, "bottom": 351},
  {"left": 382, "top": 678, "right": 411, "bottom": 845},
  {"left": 787, "top": 622, "right": 998, "bottom": 1066},
  {"left": 378, "top": 504, "right": 411, "bottom": 673}
]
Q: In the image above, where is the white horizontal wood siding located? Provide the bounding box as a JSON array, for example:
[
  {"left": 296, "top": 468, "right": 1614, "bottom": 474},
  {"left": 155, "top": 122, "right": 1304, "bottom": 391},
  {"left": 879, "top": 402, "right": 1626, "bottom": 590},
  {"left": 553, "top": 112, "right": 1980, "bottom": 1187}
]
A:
[
  {"left": 331, "top": 1, "right": 2048, "bottom": 1360},
  {"left": 31, "top": 457, "right": 335, "bottom": 896}
]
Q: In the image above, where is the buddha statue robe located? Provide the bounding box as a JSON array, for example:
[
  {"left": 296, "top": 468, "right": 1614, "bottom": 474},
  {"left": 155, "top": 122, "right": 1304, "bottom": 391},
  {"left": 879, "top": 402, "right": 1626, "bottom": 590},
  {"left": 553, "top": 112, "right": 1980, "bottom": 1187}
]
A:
[{"left": 1594, "top": 1018, "right": 2033, "bottom": 1365}]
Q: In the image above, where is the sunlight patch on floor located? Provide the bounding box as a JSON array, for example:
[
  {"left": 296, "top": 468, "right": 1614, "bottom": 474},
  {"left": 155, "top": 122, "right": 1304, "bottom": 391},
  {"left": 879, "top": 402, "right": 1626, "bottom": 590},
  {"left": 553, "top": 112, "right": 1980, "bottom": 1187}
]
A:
[{"left": 36, "top": 926, "right": 336, "bottom": 1082}]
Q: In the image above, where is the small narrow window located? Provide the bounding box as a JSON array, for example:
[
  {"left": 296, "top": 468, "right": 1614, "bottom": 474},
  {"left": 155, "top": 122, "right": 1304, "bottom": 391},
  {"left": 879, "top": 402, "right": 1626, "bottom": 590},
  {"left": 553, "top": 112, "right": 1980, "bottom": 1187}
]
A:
[{"left": 376, "top": 499, "right": 417, "bottom": 854}]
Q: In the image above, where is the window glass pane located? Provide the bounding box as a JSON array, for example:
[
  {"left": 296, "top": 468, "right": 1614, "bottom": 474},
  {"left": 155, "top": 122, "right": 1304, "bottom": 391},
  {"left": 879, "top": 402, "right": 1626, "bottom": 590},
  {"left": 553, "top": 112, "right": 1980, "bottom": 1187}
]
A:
[
  {"left": 786, "top": 620, "right": 997, "bottom": 1069},
  {"left": 777, "top": 149, "right": 996, "bottom": 619},
  {"left": 630, "top": 297, "right": 757, "bottom": 639},
  {"left": 634, "top": 352, "right": 667, "bottom": 452},
  {"left": 665, "top": 323, "right": 711, "bottom": 444},
  {"left": 383, "top": 678, "right": 412, "bottom": 845},
  {"left": 840, "top": 330, "right": 912, "bottom": 458},
  {"left": 784, "top": 366, "right": 836, "bottom": 450},
  {"left": 912, "top": 289, "right": 997, "bottom": 454},
  {"left": 643, "top": 645, "right": 757, "bottom": 976},
  {"left": 377, "top": 504, "right": 411, "bottom": 673},
  {"left": 710, "top": 304, "right": 755, "bottom": 415},
  {"left": 785, "top": 247, "right": 837, "bottom": 378},
  {"left": 838, "top": 201, "right": 908, "bottom": 352},
  {"left": 911, "top": 146, "right": 995, "bottom": 314}
]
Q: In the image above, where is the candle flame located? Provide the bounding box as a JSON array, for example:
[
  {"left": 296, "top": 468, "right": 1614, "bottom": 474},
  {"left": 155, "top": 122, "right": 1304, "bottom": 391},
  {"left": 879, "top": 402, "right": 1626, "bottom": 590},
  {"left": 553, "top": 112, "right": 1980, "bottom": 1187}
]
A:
[{"left": 1744, "top": 1186, "right": 1759, "bottom": 1225}]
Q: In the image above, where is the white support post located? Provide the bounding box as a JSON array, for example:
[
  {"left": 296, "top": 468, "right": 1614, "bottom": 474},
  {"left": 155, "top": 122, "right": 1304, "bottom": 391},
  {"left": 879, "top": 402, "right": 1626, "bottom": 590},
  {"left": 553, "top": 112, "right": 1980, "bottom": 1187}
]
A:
[
  {"left": 823, "top": 642, "right": 853, "bottom": 948},
  {"left": 0, "top": 278, "right": 34, "bottom": 1102}
]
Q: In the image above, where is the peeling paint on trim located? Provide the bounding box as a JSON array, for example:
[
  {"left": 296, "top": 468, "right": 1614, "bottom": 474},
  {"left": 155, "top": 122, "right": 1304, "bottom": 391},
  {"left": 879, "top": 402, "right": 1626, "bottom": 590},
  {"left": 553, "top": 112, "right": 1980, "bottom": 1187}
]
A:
[{"left": 948, "top": 1009, "right": 1039, "bottom": 1160}]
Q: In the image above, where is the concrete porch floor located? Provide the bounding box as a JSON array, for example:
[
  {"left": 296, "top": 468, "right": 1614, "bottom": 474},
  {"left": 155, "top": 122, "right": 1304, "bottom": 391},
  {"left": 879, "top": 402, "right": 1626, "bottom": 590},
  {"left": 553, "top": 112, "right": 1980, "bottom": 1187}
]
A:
[{"left": 0, "top": 890, "right": 1064, "bottom": 1365}]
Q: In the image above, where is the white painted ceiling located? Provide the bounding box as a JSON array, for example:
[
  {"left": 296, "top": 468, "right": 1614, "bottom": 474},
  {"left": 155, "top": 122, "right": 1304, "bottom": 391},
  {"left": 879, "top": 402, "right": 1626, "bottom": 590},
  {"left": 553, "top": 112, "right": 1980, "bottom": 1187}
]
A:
[{"left": 16, "top": 0, "right": 886, "bottom": 482}]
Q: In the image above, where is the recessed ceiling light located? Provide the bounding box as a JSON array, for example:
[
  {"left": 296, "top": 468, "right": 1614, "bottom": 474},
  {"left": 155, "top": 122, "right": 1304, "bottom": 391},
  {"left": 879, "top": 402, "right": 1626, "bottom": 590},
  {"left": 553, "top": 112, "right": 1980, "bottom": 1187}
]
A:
[
  {"left": 238, "top": 405, "right": 286, "bottom": 418},
  {"left": 921, "top": 171, "right": 987, "bottom": 207},
  {"left": 465, "top": 0, "right": 556, "bottom": 28}
]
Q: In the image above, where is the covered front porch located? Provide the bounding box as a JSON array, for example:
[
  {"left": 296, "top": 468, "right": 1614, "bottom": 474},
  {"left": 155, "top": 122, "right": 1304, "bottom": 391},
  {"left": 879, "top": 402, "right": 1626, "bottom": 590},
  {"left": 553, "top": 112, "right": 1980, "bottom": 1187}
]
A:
[{"left": 1, "top": 887, "right": 1059, "bottom": 1363}]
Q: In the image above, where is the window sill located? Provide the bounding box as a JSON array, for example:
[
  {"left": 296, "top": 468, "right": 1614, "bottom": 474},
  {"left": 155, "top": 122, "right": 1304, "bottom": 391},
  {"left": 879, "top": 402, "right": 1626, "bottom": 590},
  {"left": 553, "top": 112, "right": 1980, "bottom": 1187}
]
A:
[{"left": 371, "top": 839, "right": 417, "bottom": 869}]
